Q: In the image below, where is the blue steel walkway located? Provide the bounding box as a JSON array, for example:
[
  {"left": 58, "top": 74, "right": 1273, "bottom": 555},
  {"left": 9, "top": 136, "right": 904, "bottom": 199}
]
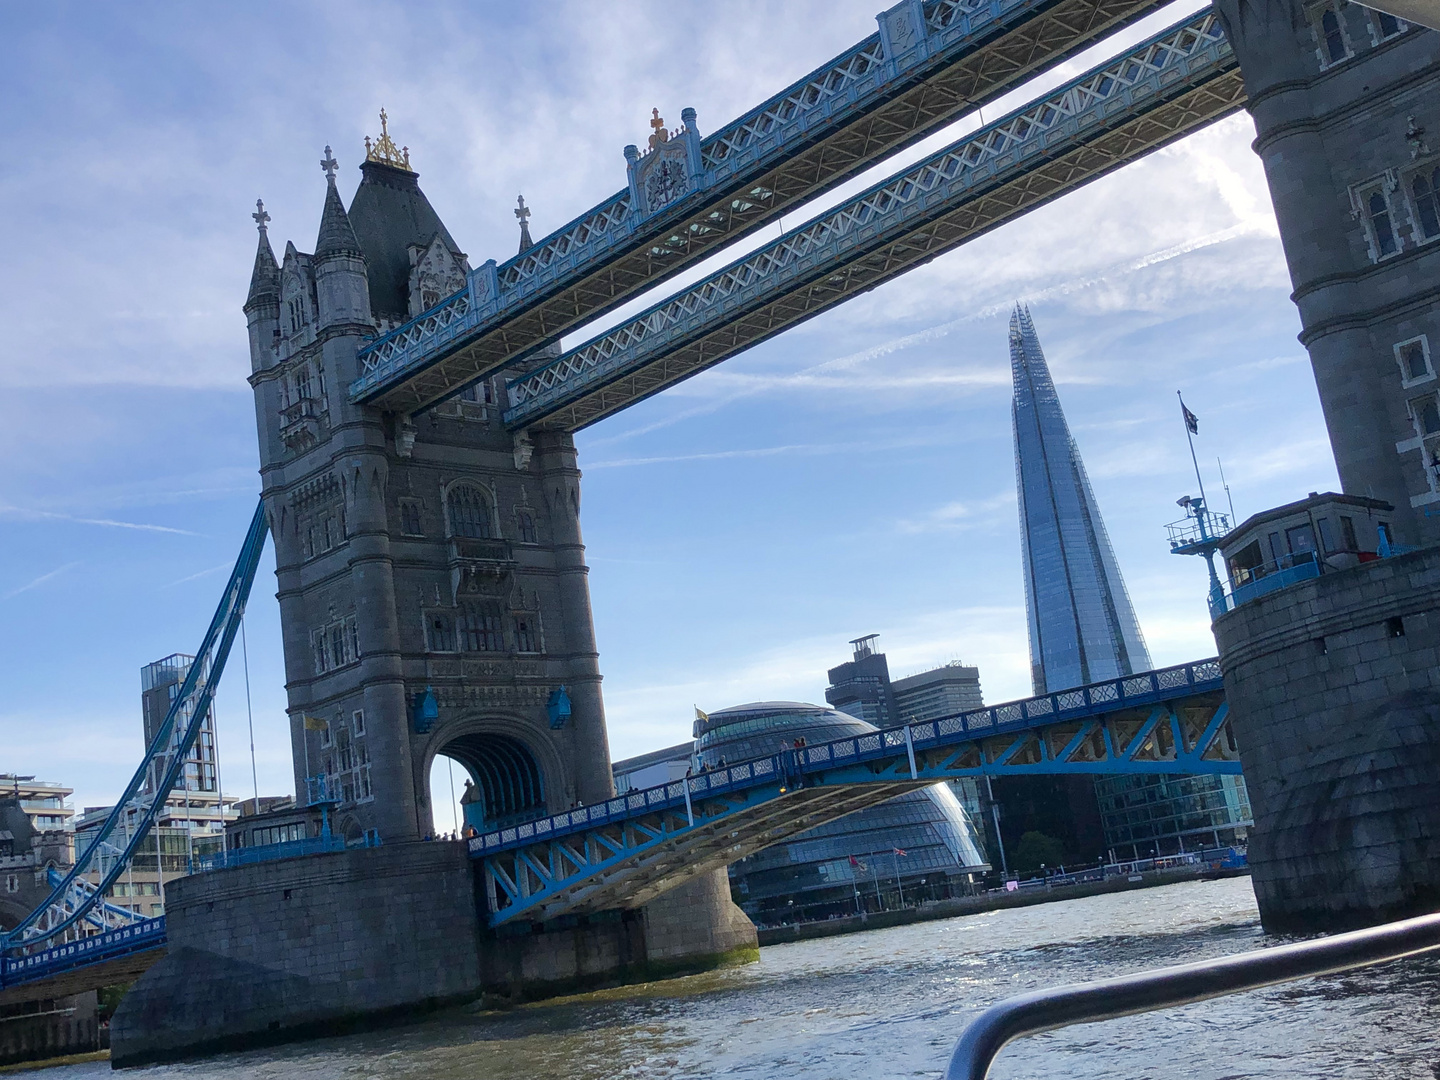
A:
[{"left": 472, "top": 658, "right": 1233, "bottom": 925}]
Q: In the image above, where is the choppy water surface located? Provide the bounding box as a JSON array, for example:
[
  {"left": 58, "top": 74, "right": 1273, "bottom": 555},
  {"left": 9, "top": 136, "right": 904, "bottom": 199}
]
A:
[{"left": 29, "top": 878, "right": 1440, "bottom": 1079}]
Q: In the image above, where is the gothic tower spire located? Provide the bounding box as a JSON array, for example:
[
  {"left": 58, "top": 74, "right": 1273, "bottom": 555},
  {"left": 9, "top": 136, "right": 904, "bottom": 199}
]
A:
[
  {"left": 1009, "top": 304, "right": 1151, "bottom": 695},
  {"left": 313, "top": 146, "right": 371, "bottom": 330},
  {"left": 245, "top": 199, "right": 280, "bottom": 308}
]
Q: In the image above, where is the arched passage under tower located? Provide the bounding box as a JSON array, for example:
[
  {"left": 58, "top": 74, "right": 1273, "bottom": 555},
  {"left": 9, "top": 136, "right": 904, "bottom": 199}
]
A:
[{"left": 429, "top": 730, "right": 547, "bottom": 837}]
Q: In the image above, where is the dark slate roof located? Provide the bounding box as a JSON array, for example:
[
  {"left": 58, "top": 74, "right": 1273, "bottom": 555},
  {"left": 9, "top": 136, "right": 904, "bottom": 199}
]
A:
[
  {"left": 315, "top": 178, "right": 362, "bottom": 259},
  {"left": 347, "top": 160, "right": 462, "bottom": 321},
  {"left": 245, "top": 228, "right": 280, "bottom": 308}
]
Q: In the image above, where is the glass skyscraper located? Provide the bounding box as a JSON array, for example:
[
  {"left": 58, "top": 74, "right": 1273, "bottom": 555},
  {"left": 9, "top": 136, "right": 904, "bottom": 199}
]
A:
[
  {"left": 1008, "top": 305, "right": 1250, "bottom": 858},
  {"left": 1010, "top": 304, "right": 1151, "bottom": 694}
]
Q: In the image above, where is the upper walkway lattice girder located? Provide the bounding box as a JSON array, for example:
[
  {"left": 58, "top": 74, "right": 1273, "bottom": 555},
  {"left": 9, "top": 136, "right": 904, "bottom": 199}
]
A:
[
  {"left": 503, "top": 10, "right": 1245, "bottom": 431},
  {"left": 351, "top": 0, "right": 1167, "bottom": 414}
]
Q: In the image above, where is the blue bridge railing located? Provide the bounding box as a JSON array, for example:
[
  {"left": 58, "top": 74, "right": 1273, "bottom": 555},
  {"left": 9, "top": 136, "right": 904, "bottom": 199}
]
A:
[
  {"left": 470, "top": 657, "right": 1225, "bottom": 860},
  {"left": 0, "top": 918, "right": 166, "bottom": 992}
]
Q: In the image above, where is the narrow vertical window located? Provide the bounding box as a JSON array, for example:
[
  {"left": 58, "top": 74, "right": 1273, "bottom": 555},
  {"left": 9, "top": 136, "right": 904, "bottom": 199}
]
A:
[
  {"left": 517, "top": 511, "right": 537, "bottom": 544},
  {"left": 1414, "top": 397, "right": 1440, "bottom": 436},
  {"left": 1376, "top": 10, "right": 1402, "bottom": 36},
  {"left": 1369, "top": 191, "right": 1397, "bottom": 256},
  {"left": 1413, "top": 169, "right": 1440, "bottom": 239},
  {"left": 1322, "top": 8, "right": 1347, "bottom": 62},
  {"left": 447, "top": 485, "right": 492, "bottom": 538},
  {"left": 1399, "top": 340, "right": 1430, "bottom": 382}
]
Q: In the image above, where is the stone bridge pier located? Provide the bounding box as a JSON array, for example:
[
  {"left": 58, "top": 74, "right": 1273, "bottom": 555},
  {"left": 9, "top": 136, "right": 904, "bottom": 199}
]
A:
[{"left": 1211, "top": 2, "right": 1440, "bottom": 929}]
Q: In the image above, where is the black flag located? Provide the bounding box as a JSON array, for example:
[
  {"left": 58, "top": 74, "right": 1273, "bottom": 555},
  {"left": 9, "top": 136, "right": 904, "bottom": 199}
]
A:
[{"left": 1182, "top": 402, "right": 1199, "bottom": 435}]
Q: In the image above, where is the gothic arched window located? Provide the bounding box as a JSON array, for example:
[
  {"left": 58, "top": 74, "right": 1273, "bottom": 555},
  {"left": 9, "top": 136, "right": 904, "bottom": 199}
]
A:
[
  {"left": 1413, "top": 168, "right": 1440, "bottom": 240},
  {"left": 517, "top": 510, "right": 537, "bottom": 544},
  {"left": 1369, "top": 191, "right": 1397, "bottom": 256},
  {"left": 1321, "top": 8, "right": 1347, "bottom": 63},
  {"left": 447, "top": 485, "right": 492, "bottom": 538},
  {"left": 458, "top": 602, "right": 504, "bottom": 652}
]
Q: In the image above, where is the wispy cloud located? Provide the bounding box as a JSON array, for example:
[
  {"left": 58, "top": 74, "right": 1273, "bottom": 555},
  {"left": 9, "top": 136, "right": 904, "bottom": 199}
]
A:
[
  {"left": 162, "top": 562, "right": 230, "bottom": 587},
  {"left": 586, "top": 435, "right": 948, "bottom": 470},
  {"left": 3, "top": 561, "right": 81, "bottom": 600},
  {"left": 895, "top": 492, "right": 1016, "bottom": 535},
  {"left": 0, "top": 503, "right": 198, "bottom": 536}
]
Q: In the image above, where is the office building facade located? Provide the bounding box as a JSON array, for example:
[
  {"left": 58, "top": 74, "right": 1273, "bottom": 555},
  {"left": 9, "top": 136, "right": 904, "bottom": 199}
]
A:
[{"left": 1008, "top": 305, "right": 1250, "bottom": 858}]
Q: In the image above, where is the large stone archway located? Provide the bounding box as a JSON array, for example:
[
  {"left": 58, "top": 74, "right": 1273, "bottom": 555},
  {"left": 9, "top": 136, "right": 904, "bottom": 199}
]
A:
[{"left": 419, "top": 714, "right": 570, "bottom": 835}]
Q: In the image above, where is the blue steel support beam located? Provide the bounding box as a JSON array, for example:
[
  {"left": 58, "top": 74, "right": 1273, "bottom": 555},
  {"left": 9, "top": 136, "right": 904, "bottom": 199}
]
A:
[
  {"left": 503, "top": 9, "right": 1243, "bottom": 433},
  {"left": 350, "top": 0, "right": 1168, "bottom": 414},
  {"left": 474, "top": 658, "right": 1237, "bottom": 925},
  {"left": 2, "top": 500, "right": 270, "bottom": 954}
]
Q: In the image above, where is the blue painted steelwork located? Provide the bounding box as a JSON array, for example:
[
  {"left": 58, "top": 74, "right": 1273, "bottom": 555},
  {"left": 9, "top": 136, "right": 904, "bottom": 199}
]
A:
[
  {"left": 192, "top": 835, "right": 351, "bottom": 873},
  {"left": 473, "top": 658, "right": 1233, "bottom": 925},
  {"left": 0, "top": 919, "right": 166, "bottom": 994},
  {"left": 347, "top": 0, "right": 1165, "bottom": 407},
  {"left": 503, "top": 11, "right": 1236, "bottom": 430},
  {"left": 1, "top": 500, "right": 270, "bottom": 955}
]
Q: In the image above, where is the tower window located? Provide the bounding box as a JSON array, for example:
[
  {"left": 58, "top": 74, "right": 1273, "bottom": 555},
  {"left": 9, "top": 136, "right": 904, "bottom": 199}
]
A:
[
  {"left": 1412, "top": 396, "right": 1440, "bottom": 436},
  {"left": 1320, "top": 7, "right": 1349, "bottom": 63},
  {"left": 399, "top": 499, "right": 424, "bottom": 536},
  {"left": 515, "top": 616, "right": 538, "bottom": 653},
  {"left": 1372, "top": 9, "right": 1403, "bottom": 37},
  {"left": 1397, "top": 337, "right": 1433, "bottom": 385},
  {"left": 517, "top": 510, "right": 537, "bottom": 544},
  {"left": 428, "top": 614, "right": 455, "bottom": 652},
  {"left": 1412, "top": 168, "right": 1440, "bottom": 240},
  {"left": 1369, "top": 190, "right": 1397, "bottom": 256},
  {"left": 446, "top": 485, "right": 492, "bottom": 538},
  {"left": 458, "top": 602, "right": 504, "bottom": 652}
]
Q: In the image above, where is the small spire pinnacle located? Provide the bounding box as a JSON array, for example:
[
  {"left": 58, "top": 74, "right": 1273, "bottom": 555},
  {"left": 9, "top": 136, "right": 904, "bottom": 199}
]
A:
[
  {"left": 253, "top": 199, "right": 271, "bottom": 234},
  {"left": 515, "top": 194, "right": 534, "bottom": 253},
  {"left": 365, "top": 108, "right": 412, "bottom": 170},
  {"left": 320, "top": 146, "right": 339, "bottom": 184}
]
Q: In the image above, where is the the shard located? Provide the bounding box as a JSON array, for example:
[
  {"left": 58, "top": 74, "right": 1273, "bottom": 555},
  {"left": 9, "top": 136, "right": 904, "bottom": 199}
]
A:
[{"left": 1010, "top": 304, "right": 1151, "bottom": 695}]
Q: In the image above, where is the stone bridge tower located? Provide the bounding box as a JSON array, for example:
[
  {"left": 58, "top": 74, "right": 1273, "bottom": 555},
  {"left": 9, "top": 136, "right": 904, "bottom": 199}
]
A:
[{"left": 245, "top": 123, "right": 614, "bottom": 844}]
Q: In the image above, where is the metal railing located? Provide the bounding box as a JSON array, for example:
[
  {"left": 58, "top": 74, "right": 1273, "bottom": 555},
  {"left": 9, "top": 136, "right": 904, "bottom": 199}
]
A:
[
  {"left": 470, "top": 657, "right": 1225, "bottom": 859},
  {"left": 945, "top": 910, "right": 1440, "bottom": 1079}
]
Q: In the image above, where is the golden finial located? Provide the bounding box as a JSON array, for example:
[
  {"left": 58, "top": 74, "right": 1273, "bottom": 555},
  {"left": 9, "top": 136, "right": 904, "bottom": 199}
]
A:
[
  {"left": 365, "top": 108, "right": 412, "bottom": 170},
  {"left": 648, "top": 107, "right": 669, "bottom": 150}
]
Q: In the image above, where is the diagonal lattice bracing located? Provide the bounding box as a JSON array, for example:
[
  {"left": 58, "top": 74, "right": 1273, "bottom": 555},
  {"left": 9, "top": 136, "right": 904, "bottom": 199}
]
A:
[
  {"left": 503, "top": 10, "right": 1243, "bottom": 432},
  {"left": 474, "top": 658, "right": 1238, "bottom": 925},
  {"left": 350, "top": 0, "right": 1167, "bottom": 414}
]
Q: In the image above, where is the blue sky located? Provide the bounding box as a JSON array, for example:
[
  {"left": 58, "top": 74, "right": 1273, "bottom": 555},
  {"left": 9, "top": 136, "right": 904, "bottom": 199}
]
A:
[{"left": 1, "top": 1, "right": 1339, "bottom": 826}]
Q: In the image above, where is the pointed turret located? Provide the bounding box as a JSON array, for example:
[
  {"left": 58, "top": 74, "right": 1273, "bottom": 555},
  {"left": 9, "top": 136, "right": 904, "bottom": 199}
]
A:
[
  {"left": 245, "top": 199, "right": 280, "bottom": 310},
  {"left": 313, "top": 146, "right": 372, "bottom": 331},
  {"left": 244, "top": 200, "right": 281, "bottom": 372},
  {"left": 316, "top": 149, "right": 363, "bottom": 259},
  {"left": 348, "top": 112, "right": 465, "bottom": 323}
]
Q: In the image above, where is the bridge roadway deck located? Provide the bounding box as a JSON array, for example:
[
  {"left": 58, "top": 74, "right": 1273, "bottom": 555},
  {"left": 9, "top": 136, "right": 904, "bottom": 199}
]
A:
[
  {"left": 0, "top": 919, "right": 166, "bottom": 1006},
  {"left": 503, "top": 9, "right": 1244, "bottom": 432},
  {"left": 472, "top": 658, "right": 1236, "bottom": 925},
  {"left": 350, "top": 0, "right": 1166, "bottom": 414}
]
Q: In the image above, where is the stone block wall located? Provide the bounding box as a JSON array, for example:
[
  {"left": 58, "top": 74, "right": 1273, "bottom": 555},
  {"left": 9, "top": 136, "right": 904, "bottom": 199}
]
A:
[
  {"left": 1215, "top": 546, "right": 1440, "bottom": 931},
  {"left": 111, "top": 849, "right": 757, "bottom": 1064},
  {"left": 0, "top": 993, "right": 99, "bottom": 1067},
  {"left": 110, "top": 842, "right": 480, "bottom": 1065}
]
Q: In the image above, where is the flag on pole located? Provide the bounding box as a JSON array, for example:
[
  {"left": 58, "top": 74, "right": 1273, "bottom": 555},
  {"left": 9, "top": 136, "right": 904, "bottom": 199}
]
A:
[
  {"left": 1182, "top": 401, "right": 1199, "bottom": 435},
  {"left": 694, "top": 706, "right": 708, "bottom": 723},
  {"left": 303, "top": 716, "right": 328, "bottom": 731},
  {"left": 893, "top": 848, "right": 907, "bottom": 857},
  {"left": 849, "top": 854, "right": 867, "bottom": 870}
]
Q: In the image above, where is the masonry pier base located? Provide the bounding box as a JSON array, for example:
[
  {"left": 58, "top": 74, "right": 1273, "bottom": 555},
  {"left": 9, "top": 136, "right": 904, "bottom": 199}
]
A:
[
  {"left": 109, "top": 844, "right": 756, "bottom": 1066},
  {"left": 1216, "top": 546, "right": 1440, "bottom": 933}
]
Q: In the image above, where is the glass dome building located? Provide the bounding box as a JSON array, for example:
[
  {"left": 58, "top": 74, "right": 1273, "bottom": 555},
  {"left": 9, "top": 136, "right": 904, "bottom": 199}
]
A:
[{"left": 697, "top": 701, "right": 989, "bottom": 925}]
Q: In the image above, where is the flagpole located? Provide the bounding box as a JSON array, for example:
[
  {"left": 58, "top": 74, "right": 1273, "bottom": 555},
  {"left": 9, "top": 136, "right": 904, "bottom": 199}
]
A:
[{"left": 1178, "top": 391, "right": 1207, "bottom": 503}]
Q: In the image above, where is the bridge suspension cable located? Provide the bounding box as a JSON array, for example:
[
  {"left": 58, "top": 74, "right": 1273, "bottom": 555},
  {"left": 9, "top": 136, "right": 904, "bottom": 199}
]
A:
[{"left": 1, "top": 499, "right": 270, "bottom": 954}]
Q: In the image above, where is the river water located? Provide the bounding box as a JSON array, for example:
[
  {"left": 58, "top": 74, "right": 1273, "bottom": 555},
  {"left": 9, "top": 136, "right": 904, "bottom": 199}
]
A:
[{"left": 28, "top": 878, "right": 1440, "bottom": 1079}]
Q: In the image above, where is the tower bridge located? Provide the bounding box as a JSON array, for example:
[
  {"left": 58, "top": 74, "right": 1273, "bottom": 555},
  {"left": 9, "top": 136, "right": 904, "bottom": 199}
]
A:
[{"left": 3, "top": 0, "right": 1437, "bottom": 1063}]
